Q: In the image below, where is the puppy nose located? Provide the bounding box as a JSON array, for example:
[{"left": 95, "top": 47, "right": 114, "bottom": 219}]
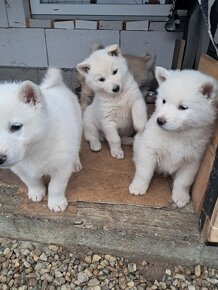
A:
[
  {"left": 157, "top": 117, "right": 166, "bottom": 126},
  {"left": 0, "top": 155, "right": 7, "bottom": 165},
  {"left": 112, "top": 85, "right": 120, "bottom": 93}
]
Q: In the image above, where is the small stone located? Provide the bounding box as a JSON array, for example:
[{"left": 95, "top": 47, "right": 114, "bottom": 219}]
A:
[
  {"left": 127, "top": 281, "right": 135, "bottom": 288},
  {"left": 0, "top": 275, "right": 7, "bottom": 283},
  {"left": 206, "top": 278, "right": 218, "bottom": 284},
  {"left": 88, "top": 278, "right": 100, "bottom": 286},
  {"left": 77, "top": 272, "right": 89, "bottom": 284},
  {"left": 2, "top": 284, "right": 7, "bottom": 290},
  {"left": 85, "top": 255, "right": 92, "bottom": 264},
  {"left": 174, "top": 274, "right": 186, "bottom": 281},
  {"left": 165, "top": 269, "right": 171, "bottom": 276},
  {"left": 48, "top": 245, "right": 59, "bottom": 252},
  {"left": 195, "top": 265, "right": 201, "bottom": 277},
  {"left": 159, "top": 282, "right": 167, "bottom": 289},
  {"left": 92, "top": 254, "right": 101, "bottom": 263},
  {"left": 141, "top": 260, "right": 148, "bottom": 266},
  {"left": 61, "top": 286, "right": 71, "bottom": 290},
  {"left": 128, "top": 263, "right": 137, "bottom": 273},
  {"left": 188, "top": 286, "right": 196, "bottom": 290},
  {"left": 39, "top": 253, "right": 47, "bottom": 261},
  {"left": 33, "top": 255, "right": 39, "bottom": 262}
]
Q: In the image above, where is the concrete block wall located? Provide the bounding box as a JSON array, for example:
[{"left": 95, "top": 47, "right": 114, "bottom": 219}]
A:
[{"left": 0, "top": 1, "right": 182, "bottom": 69}]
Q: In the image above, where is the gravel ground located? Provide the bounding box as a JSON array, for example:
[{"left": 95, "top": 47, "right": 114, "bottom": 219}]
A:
[{"left": 0, "top": 238, "right": 217, "bottom": 290}]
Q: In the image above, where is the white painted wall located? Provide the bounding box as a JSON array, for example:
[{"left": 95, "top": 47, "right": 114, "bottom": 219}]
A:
[{"left": 0, "top": 1, "right": 181, "bottom": 69}]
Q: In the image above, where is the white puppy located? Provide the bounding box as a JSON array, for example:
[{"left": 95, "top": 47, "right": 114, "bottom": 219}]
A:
[
  {"left": 0, "top": 68, "right": 82, "bottom": 212},
  {"left": 129, "top": 67, "right": 218, "bottom": 207},
  {"left": 77, "top": 44, "right": 147, "bottom": 159}
]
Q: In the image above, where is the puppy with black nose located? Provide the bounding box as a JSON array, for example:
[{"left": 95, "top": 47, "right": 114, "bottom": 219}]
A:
[
  {"left": 77, "top": 44, "right": 147, "bottom": 159},
  {"left": 129, "top": 67, "right": 218, "bottom": 208}
]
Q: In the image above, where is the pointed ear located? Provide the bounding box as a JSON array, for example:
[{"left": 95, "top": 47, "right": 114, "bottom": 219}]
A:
[
  {"left": 155, "top": 66, "right": 171, "bottom": 85},
  {"left": 76, "top": 62, "right": 90, "bottom": 77},
  {"left": 105, "top": 44, "right": 121, "bottom": 57},
  {"left": 200, "top": 81, "right": 217, "bottom": 100},
  {"left": 18, "top": 81, "right": 42, "bottom": 106}
]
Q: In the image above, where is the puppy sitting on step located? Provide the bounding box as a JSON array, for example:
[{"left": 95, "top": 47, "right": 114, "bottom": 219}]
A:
[
  {"left": 77, "top": 44, "right": 147, "bottom": 159},
  {"left": 129, "top": 67, "right": 218, "bottom": 207},
  {"left": 76, "top": 45, "right": 157, "bottom": 111},
  {"left": 0, "top": 69, "right": 82, "bottom": 212}
]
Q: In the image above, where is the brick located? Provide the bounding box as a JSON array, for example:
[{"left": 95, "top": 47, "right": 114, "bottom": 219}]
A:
[
  {"left": 99, "top": 20, "right": 123, "bottom": 31},
  {"left": 125, "top": 20, "right": 149, "bottom": 31},
  {"left": 28, "top": 19, "right": 52, "bottom": 28}
]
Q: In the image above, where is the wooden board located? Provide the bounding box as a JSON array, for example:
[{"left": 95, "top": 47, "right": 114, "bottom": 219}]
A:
[
  {"left": 192, "top": 54, "right": 218, "bottom": 243},
  {"left": 192, "top": 54, "right": 218, "bottom": 215}
]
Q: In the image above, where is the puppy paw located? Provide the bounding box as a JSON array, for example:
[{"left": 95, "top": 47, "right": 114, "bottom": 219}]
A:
[
  {"left": 172, "top": 191, "right": 190, "bottom": 208},
  {"left": 48, "top": 196, "right": 68, "bottom": 212},
  {"left": 73, "top": 161, "right": 82, "bottom": 172},
  {"left": 129, "top": 179, "right": 148, "bottom": 195},
  {"left": 90, "top": 140, "right": 101, "bottom": 152},
  {"left": 111, "top": 148, "right": 124, "bottom": 159},
  {"left": 28, "top": 188, "right": 46, "bottom": 202}
]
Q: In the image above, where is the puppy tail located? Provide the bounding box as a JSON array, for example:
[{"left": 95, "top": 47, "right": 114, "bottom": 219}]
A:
[{"left": 40, "top": 68, "right": 63, "bottom": 90}]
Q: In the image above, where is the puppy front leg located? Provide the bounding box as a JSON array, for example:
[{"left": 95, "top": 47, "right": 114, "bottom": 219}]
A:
[
  {"left": 172, "top": 162, "right": 200, "bottom": 208},
  {"left": 102, "top": 123, "right": 123, "bottom": 159},
  {"left": 12, "top": 169, "right": 46, "bottom": 202},
  {"left": 131, "top": 98, "right": 147, "bottom": 133},
  {"left": 129, "top": 135, "right": 156, "bottom": 195},
  {"left": 83, "top": 108, "right": 101, "bottom": 152},
  {"left": 129, "top": 158, "right": 156, "bottom": 195},
  {"left": 48, "top": 169, "right": 72, "bottom": 212}
]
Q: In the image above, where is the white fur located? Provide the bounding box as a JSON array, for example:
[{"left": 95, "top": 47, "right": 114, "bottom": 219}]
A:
[
  {"left": 77, "top": 44, "right": 147, "bottom": 159},
  {"left": 129, "top": 67, "right": 218, "bottom": 207},
  {"left": 0, "top": 68, "right": 82, "bottom": 212}
]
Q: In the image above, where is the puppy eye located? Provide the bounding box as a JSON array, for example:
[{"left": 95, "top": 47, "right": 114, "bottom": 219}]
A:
[
  {"left": 10, "top": 123, "right": 23, "bottom": 133},
  {"left": 99, "top": 77, "right": 105, "bottom": 82},
  {"left": 178, "top": 105, "right": 188, "bottom": 110},
  {"left": 162, "top": 99, "right": 166, "bottom": 104},
  {"left": 112, "top": 69, "right": 118, "bottom": 75}
]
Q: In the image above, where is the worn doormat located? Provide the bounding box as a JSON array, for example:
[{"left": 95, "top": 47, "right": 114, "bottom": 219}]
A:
[{"left": 0, "top": 141, "right": 172, "bottom": 216}]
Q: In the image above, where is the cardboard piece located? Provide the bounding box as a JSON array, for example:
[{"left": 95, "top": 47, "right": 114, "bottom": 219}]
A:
[{"left": 0, "top": 140, "right": 172, "bottom": 218}]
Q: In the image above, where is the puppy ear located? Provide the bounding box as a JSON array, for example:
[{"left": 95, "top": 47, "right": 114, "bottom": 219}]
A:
[
  {"left": 105, "top": 44, "right": 121, "bottom": 57},
  {"left": 76, "top": 62, "right": 90, "bottom": 77},
  {"left": 155, "top": 67, "right": 171, "bottom": 85},
  {"left": 200, "top": 81, "right": 217, "bottom": 100},
  {"left": 18, "top": 81, "right": 42, "bottom": 106}
]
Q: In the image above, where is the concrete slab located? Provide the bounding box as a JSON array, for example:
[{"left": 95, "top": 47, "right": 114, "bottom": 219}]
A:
[
  {"left": 120, "top": 31, "right": 182, "bottom": 69},
  {"left": 45, "top": 29, "right": 119, "bottom": 68},
  {"left": 0, "top": 28, "right": 47, "bottom": 67}
]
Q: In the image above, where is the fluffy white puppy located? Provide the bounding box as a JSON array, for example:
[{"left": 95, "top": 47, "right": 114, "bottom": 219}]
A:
[
  {"left": 0, "top": 69, "right": 82, "bottom": 212},
  {"left": 129, "top": 67, "right": 218, "bottom": 207},
  {"left": 77, "top": 44, "right": 147, "bottom": 159}
]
